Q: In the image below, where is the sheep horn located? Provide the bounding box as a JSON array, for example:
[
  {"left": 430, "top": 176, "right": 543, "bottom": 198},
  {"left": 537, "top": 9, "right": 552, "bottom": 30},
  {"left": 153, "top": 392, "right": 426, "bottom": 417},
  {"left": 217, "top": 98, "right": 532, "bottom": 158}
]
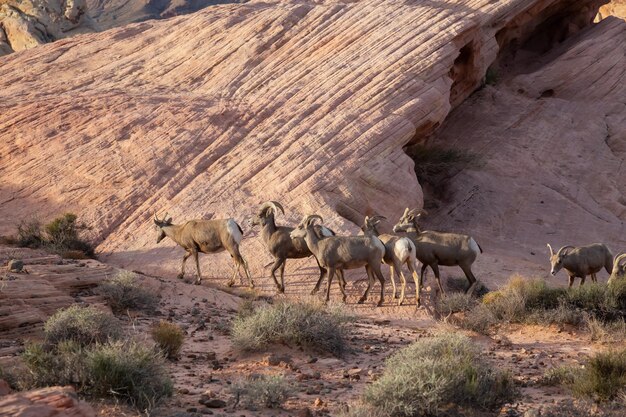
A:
[
  {"left": 557, "top": 245, "right": 575, "bottom": 257},
  {"left": 408, "top": 208, "right": 428, "bottom": 218},
  {"left": 616, "top": 253, "right": 626, "bottom": 267},
  {"left": 304, "top": 214, "right": 323, "bottom": 226},
  {"left": 547, "top": 243, "right": 554, "bottom": 256},
  {"left": 259, "top": 201, "right": 285, "bottom": 216}
]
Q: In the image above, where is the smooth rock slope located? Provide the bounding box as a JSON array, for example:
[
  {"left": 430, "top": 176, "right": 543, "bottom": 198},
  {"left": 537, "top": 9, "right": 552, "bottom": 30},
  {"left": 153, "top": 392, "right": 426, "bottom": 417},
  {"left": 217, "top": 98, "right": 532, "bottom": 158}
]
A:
[{"left": 0, "top": 0, "right": 613, "bottom": 284}]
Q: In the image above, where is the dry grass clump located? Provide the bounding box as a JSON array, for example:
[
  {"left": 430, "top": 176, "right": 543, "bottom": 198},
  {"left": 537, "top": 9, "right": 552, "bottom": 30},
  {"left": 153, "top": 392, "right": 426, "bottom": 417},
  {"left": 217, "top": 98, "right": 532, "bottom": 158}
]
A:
[
  {"left": 542, "top": 348, "right": 626, "bottom": 403},
  {"left": 356, "top": 333, "right": 516, "bottom": 416},
  {"left": 151, "top": 320, "right": 185, "bottom": 359},
  {"left": 231, "top": 374, "right": 293, "bottom": 410},
  {"left": 231, "top": 299, "right": 351, "bottom": 356},
  {"left": 15, "top": 213, "right": 94, "bottom": 258},
  {"left": 98, "top": 271, "right": 158, "bottom": 313},
  {"left": 44, "top": 305, "right": 122, "bottom": 346},
  {"left": 17, "top": 306, "right": 172, "bottom": 411}
]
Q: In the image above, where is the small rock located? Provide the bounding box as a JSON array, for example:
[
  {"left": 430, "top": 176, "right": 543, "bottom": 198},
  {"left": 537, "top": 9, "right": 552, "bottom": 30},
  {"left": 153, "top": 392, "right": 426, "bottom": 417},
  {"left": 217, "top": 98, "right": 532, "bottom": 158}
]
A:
[
  {"left": 204, "top": 398, "right": 227, "bottom": 408},
  {"left": 178, "top": 388, "right": 190, "bottom": 394},
  {"left": 297, "top": 407, "right": 314, "bottom": 417},
  {"left": 206, "top": 352, "right": 217, "bottom": 361},
  {"left": 307, "top": 357, "right": 318, "bottom": 364},
  {"left": 186, "top": 407, "right": 198, "bottom": 412},
  {"left": 314, "top": 397, "right": 324, "bottom": 407},
  {"left": 266, "top": 353, "right": 292, "bottom": 366}
]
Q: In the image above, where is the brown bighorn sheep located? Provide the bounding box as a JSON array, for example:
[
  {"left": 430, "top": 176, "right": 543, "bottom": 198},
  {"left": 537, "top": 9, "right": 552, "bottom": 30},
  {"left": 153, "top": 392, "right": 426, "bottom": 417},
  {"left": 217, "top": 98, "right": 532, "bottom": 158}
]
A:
[
  {"left": 608, "top": 253, "right": 626, "bottom": 285},
  {"left": 361, "top": 215, "right": 421, "bottom": 306},
  {"left": 290, "top": 214, "right": 387, "bottom": 306},
  {"left": 393, "top": 208, "right": 482, "bottom": 295},
  {"left": 249, "top": 201, "right": 345, "bottom": 294},
  {"left": 154, "top": 213, "right": 253, "bottom": 287},
  {"left": 547, "top": 243, "right": 614, "bottom": 287}
]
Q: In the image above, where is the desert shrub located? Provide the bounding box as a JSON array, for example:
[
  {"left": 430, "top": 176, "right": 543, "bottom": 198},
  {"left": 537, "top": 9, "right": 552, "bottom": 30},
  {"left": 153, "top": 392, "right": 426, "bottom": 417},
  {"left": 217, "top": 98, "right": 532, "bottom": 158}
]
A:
[
  {"left": 87, "top": 340, "right": 173, "bottom": 410},
  {"left": 361, "top": 333, "right": 516, "bottom": 416},
  {"left": 606, "top": 279, "right": 626, "bottom": 311},
  {"left": 405, "top": 144, "right": 480, "bottom": 200},
  {"left": 19, "top": 340, "right": 89, "bottom": 390},
  {"left": 231, "top": 300, "right": 351, "bottom": 356},
  {"left": 98, "top": 271, "right": 158, "bottom": 313},
  {"left": 527, "top": 301, "right": 583, "bottom": 326},
  {"left": 586, "top": 316, "right": 626, "bottom": 342},
  {"left": 151, "top": 321, "right": 184, "bottom": 359},
  {"left": 44, "top": 305, "right": 122, "bottom": 346},
  {"left": 16, "top": 219, "right": 43, "bottom": 248},
  {"left": 0, "top": 363, "right": 19, "bottom": 390},
  {"left": 231, "top": 374, "right": 292, "bottom": 409},
  {"left": 570, "top": 349, "right": 626, "bottom": 402},
  {"left": 15, "top": 213, "right": 94, "bottom": 257},
  {"left": 541, "top": 365, "right": 578, "bottom": 386},
  {"left": 456, "top": 304, "right": 498, "bottom": 334},
  {"left": 436, "top": 292, "right": 477, "bottom": 316},
  {"left": 566, "top": 284, "right": 609, "bottom": 311}
]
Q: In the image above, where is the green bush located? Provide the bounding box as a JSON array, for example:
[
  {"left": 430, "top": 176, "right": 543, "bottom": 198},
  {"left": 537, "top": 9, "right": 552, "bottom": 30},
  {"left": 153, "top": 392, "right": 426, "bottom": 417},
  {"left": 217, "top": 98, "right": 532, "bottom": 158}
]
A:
[
  {"left": 456, "top": 304, "right": 497, "bottom": 334},
  {"left": 607, "top": 279, "right": 626, "bottom": 311},
  {"left": 20, "top": 340, "right": 88, "bottom": 390},
  {"left": 436, "top": 292, "right": 477, "bottom": 316},
  {"left": 16, "top": 219, "right": 43, "bottom": 248},
  {"left": 360, "top": 333, "right": 516, "bottom": 416},
  {"left": 87, "top": 341, "right": 173, "bottom": 410},
  {"left": 151, "top": 320, "right": 184, "bottom": 359},
  {"left": 98, "top": 271, "right": 158, "bottom": 313},
  {"left": 231, "top": 374, "right": 292, "bottom": 409},
  {"left": 231, "top": 300, "right": 351, "bottom": 356},
  {"left": 44, "top": 305, "right": 122, "bottom": 346},
  {"left": 541, "top": 365, "right": 578, "bottom": 386},
  {"left": 571, "top": 349, "right": 626, "bottom": 402},
  {"left": 15, "top": 213, "right": 94, "bottom": 257}
]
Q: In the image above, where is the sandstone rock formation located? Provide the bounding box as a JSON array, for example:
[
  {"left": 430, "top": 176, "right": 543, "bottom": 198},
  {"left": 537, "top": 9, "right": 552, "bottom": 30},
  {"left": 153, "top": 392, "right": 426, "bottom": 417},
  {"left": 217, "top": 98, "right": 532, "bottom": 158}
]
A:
[
  {"left": 0, "top": 0, "right": 94, "bottom": 56},
  {"left": 599, "top": 0, "right": 626, "bottom": 19},
  {"left": 0, "top": 385, "right": 95, "bottom": 417},
  {"left": 0, "top": 0, "right": 618, "bottom": 286}
]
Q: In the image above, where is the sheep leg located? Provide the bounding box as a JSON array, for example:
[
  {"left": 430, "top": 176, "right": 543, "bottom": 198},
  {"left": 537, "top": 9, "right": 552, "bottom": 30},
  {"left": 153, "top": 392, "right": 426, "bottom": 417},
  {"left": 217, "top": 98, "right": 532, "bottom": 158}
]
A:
[
  {"left": 358, "top": 266, "right": 374, "bottom": 304},
  {"left": 389, "top": 264, "right": 398, "bottom": 300},
  {"left": 431, "top": 263, "right": 444, "bottom": 296},
  {"left": 460, "top": 264, "right": 476, "bottom": 295},
  {"left": 270, "top": 258, "right": 286, "bottom": 293},
  {"left": 419, "top": 263, "right": 428, "bottom": 288},
  {"left": 373, "top": 265, "right": 386, "bottom": 307},
  {"left": 193, "top": 251, "right": 202, "bottom": 285},
  {"left": 336, "top": 269, "right": 347, "bottom": 302},
  {"left": 407, "top": 259, "right": 421, "bottom": 307},
  {"left": 311, "top": 258, "right": 326, "bottom": 294},
  {"left": 591, "top": 273, "right": 597, "bottom": 283},
  {"left": 568, "top": 275, "right": 575, "bottom": 288},
  {"left": 396, "top": 266, "right": 408, "bottom": 306},
  {"left": 325, "top": 267, "right": 336, "bottom": 304},
  {"left": 178, "top": 251, "right": 191, "bottom": 279},
  {"left": 579, "top": 275, "right": 586, "bottom": 287},
  {"left": 279, "top": 261, "right": 286, "bottom": 292}
]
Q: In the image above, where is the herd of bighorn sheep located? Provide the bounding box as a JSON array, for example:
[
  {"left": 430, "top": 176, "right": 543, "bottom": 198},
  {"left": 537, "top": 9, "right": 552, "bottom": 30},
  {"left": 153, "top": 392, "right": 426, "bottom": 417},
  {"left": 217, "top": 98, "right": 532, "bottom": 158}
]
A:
[{"left": 154, "top": 203, "right": 625, "bottom": 307}]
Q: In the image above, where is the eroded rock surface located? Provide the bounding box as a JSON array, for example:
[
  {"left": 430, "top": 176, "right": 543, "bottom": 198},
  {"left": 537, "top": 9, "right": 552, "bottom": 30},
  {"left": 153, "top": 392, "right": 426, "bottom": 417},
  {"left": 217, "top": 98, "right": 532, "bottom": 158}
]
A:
[
  {"left": 0, "top": 0, "right": 94, "bottom": 56},
  {"left": 0, "top": 0, "right": 613, "bottom": 284},
  {"left": 0, "top": 385, "right": 95, "bottom": 417}
]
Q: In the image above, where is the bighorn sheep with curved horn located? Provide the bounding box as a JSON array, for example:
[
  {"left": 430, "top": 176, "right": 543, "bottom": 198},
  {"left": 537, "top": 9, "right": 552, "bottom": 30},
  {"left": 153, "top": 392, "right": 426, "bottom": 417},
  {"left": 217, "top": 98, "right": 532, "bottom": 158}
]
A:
[
  {"left": 249, "top": 201, "right": 345, "bottom": 294},
  {"left": 393, "top": 208, "right": 482, "bottom": 295},
  {"left": 361, "top": 215, "right": 421, "bottom": 306},
  {"left": 154, "top": 212, "right": 253, "bottom": 287},
  {"left": 547, "top": 243, "right": 614, "bottom": 287},
  {"left": 608, "top": 253, "right": 626, "bottom": 285},
  {"left": 290, "top": 214, "right": 386, "bottom": 306}
]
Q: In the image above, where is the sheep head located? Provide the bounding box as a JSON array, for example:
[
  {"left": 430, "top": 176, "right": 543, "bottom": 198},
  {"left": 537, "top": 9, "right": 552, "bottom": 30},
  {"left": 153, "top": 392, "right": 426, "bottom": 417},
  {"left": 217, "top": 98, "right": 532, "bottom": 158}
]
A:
[
  {"left": 393, "top": 207, "right": 427, "bottom": 233},
  {"left": 290, "top": 214, "right": 323, "bottom": 239}
]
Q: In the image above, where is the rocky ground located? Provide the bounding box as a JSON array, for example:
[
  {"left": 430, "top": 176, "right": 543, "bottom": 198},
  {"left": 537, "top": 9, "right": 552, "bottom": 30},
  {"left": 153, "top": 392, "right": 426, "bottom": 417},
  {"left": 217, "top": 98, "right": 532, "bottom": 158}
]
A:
[{"left": 1, "top": 244, "right": 622, "bottom": 416}]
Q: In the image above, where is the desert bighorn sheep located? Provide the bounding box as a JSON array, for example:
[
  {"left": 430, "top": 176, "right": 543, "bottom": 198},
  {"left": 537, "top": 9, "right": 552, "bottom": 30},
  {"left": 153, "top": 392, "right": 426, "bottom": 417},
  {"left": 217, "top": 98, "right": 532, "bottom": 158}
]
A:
[
  {"left": 547, "top": 243, "right": 614, "bottom": 287},
  {"left": 290, "top": 214, "right": 387, "bottom": 306},
  {"left": 393, "top": 208, "right": 482, "bottom": 295},
  {"left": 361, "top": 215, "right": 421, "bottom": 306},
  {"left": 154, "top": 213, "right": 253, "bottom": 287},
  {"left": 249, "top": 201, "right": 345, "bottom": 294},
  {"left": 608, "top": 253, "right": 626, "bottom": 285}
]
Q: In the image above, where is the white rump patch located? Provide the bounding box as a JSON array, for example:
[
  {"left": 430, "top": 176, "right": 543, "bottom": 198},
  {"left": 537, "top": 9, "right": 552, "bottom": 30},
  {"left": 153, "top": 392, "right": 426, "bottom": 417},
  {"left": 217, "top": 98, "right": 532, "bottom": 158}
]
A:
[
  {"left": 320, "top": 226, "right": 334, "bottom": 237},
  {"left": 469, "top": 237, "right": 480, "bottom": 256},
  {"left": 227, "top": 219, "right": 243, "bottom": 244},
  {"left": 394, "top": 238, "right": 414, "bottom": 261}
]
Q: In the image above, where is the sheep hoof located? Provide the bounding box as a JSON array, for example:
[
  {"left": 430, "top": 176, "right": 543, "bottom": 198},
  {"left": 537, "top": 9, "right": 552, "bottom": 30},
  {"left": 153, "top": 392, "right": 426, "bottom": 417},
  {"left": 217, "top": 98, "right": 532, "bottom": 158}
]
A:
[
  {"left": 310, "top": 288, "right": 319, "bottom": 295},
  {"left": 377, "top": 300, "right": 384, "bottom": 307},
  {"left": 226, "top": 280, "right": 235, "bottom": 287},
  {"left": 357, "top": 297, "right": 366, "bottom": 304},
  {"left": 249, "top": 282, "right": 255, "bottom": 289},
  {"left": 177, "top": 273, "right": 184, "bottom": 280},
  {"left": 194, "top": 280, "right": 201, "bottom": 286}
]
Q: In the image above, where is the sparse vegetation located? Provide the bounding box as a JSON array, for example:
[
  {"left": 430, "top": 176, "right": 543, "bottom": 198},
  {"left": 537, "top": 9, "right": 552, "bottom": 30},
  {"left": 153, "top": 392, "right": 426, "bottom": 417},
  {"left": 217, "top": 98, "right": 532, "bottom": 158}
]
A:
[
  {"left": 98, "top": 271, "right": 158, "bottom": 313},
  {"left": 231, "top": 299, "right": 351, "bottom": 356},
  {"left": 16, "top": 307, "right": 172, "bottom": 411},
  {"left": 87, "top": 340, "right": 173, "bottom": 410},
  {"left": 44, "top": 305, "right": 122, "bottom": 346},
  {"left": 151, "top": 320, "right": 184, "bottom": 359},
  {"left": 14, "top": 213, "right": 94, "bottom": 258},
  {"left": 355, "top": 333, "right": 515, "bottom": 416},
  {"left": 231, "top": 374, "right": 292, "bottom": 409},
  {"left": 442, "top": 276, "right": 625, "bottom": 334}
]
